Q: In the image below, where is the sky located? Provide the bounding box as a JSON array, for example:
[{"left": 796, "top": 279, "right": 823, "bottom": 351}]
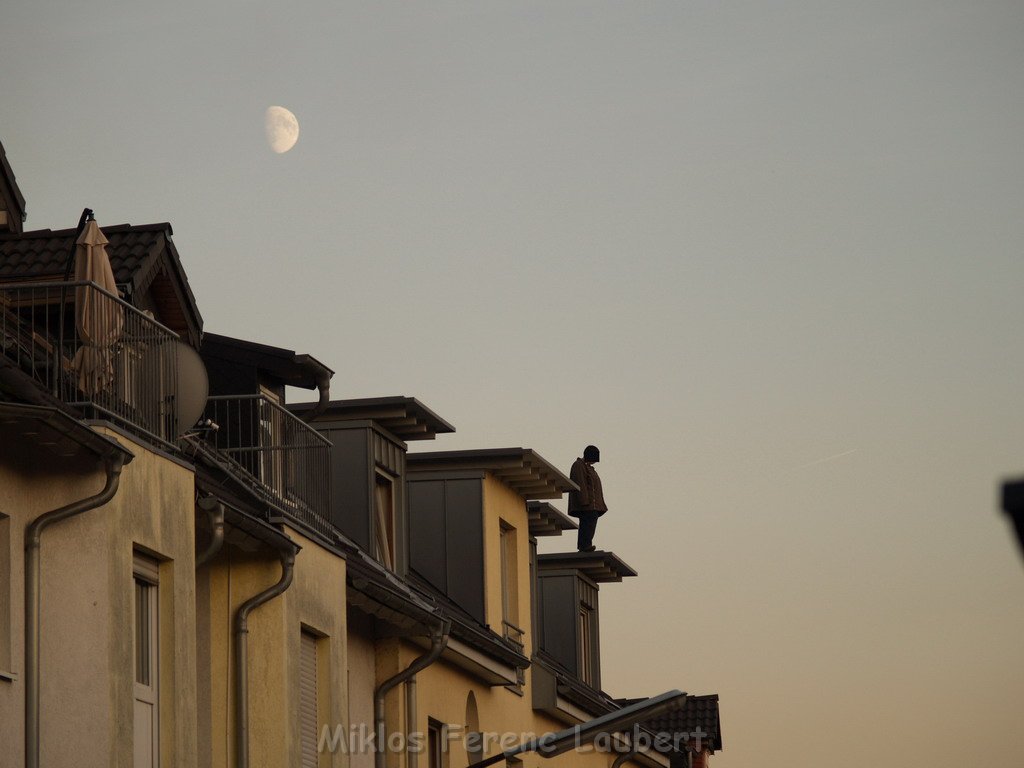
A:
[{"left": 4, "top": 1, "right": 1024, "bottom": 766}]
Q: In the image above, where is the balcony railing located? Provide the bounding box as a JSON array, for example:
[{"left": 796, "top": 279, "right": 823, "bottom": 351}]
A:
[
  {"left": 0, "top": 280, "right": 181, "bottom": 446},
  {"left": 204, "top": 394, "right": 332, "bottom": 534},
  {"left": 502, "top": 619, "right": 526, "bottom": 653}
]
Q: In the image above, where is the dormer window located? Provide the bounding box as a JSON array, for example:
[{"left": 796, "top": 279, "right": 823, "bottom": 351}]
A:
[
  {"left": 578, "top": 601, "right": 594, "bottom": 687},
  {"left": 535, "top": 551, "right": 637, "bottom": 691},
  {"left": 296, "top": 397, "right": 454, "bottom": 572},
  {"left": 374, "top": 471, "right": 396, "bottom": 569},
  {"left": 499, "top": 521, "right": 523, "bottom": 650}
]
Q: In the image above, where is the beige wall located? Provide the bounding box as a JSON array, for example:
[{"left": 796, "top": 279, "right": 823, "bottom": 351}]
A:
[
  {"left": 0, "top": 426, "right": 198, "bottom": 768},
  {"left": 346, "top": 612, "right": 378, "bottom": 768},
  {"left": 481, "top": 473, "right": 533, "bottom": 657},
  {"left": 198, "top": 524, "right": 348, "bottom": 768}
]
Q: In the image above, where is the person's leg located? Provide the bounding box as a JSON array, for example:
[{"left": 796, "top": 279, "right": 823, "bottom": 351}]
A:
[{"left": 577, "top": 513, "right": 598, "bottom": 551}]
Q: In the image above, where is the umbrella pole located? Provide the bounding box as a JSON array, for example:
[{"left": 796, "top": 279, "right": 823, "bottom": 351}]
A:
[{"left": 56, "top": 208, "right": 94, "bottom": 396}]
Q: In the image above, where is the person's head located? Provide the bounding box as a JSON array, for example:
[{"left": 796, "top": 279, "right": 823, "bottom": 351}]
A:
[{"left": 583, "top": 445, "right": 600, "bottom": 463}]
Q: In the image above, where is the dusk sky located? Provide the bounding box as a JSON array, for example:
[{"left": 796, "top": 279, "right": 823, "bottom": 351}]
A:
[{"left": 4, "top": 2, "right": 1024, "bottom": 766}]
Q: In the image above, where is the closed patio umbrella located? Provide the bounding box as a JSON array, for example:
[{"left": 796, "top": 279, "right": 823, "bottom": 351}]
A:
[{"left": 70, "top": 218, "right": 124, "bottom": 395}]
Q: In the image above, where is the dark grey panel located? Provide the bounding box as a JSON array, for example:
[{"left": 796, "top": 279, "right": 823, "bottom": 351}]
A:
[
  {"left": 445, "top": 479, "right": 485, "bottom": 623},
  {"left": 326, "top": 426, "right": 370, "bottom": 550},
  {"left": 539, "top": 573, "right": 577, "bottom": 675},
  {"left": 530, "top": 539, "right": 539, "bottom": 650},
  {"left": 408, "top": 479, "right": 446, "bottom": 591}
]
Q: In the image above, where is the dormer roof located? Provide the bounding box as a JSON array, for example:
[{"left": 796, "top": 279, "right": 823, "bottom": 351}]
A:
[
  {"left": 0, "top": 221, "right": 202, "bottom": 346},
  {"left": 528, "top": 501, "right": 578, "bottom": 537},
  {"left": 291, "top": 396, "right": 454, "bottom": 441},
  {"left": 201, "top": 333, "right": 333, "bottom": 391},
  {"left": 407, "top": 447, "right": 576, "bottom": 500},
  {"left": 537, "top": 550, "right": 638, "bottom": 582},
  {"left": 0, "top": 140, "right": 26, "bottom": 233}
]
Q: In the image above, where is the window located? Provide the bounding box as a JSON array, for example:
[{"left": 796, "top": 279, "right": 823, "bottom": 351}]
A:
[
  {"left": 0, "top": 513, "right": 10, "bottom": 678},
  {"left": 465, "top": 693, "right": 483, "bottom": 766},
  {"left": 427, "top": 719, "right": 447, "bottom": 768},
  {"left": 499, "top": 522, "right": 521, "bottom": 649},
  {"left": 258, "top": 384, "right": 285, "bottom": 495},
  {"left": 578, "top": 604, "right": 593, "bottom": 687},
  {"left": 373, "top": 472, "right": 395, "bottom": 569},
  {"left": 299, "top": 629, "right": 320, "bottom": 768},
  {"left": 133, "top": 555, "right": 159, "bottom": 768}
]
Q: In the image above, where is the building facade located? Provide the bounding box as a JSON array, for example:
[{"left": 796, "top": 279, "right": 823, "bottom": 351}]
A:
[{"left": 0, "top": 139, "right": 722, "bottom": 768}]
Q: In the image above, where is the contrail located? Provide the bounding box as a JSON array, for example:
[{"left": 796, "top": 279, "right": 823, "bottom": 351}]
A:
[{"left": 793, "top": 448, "right": 857, "bottom": 470}]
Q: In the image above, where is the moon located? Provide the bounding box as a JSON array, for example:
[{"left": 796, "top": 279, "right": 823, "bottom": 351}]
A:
[{"left": 265, "top": 106, "right": 299, "bottom": 153}]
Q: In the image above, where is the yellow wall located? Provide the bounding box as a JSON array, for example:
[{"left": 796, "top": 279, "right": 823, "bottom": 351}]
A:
[
  {"left": 394, "top": 471, "right": 653, "bottom": 768},
  {"left": 481, "top": 473, "right": 533, "bottom": 657},
  {"left": 0, "top": 426, "right": 198, "bottom": 768},
  {"left": 198, "top": 524, "right": 348, "bottom": 768}
]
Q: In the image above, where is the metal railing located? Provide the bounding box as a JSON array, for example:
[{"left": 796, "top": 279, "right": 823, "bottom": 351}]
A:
[
  {"left": 0, "top": 280, "right": 181, "bottom": 446},
  {"left": 502, "top": 619, "right": 526, "bottom": 653},
  {"left": 204, "top": 394, "right": 332, "bottom": 533}
]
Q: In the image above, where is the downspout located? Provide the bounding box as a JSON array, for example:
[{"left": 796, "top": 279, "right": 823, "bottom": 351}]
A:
[
  {"left": 611, "top": 725, "right": 641, "bottom": 768},
  {"left": 235, "top": 545, "right": 297, "bottom": 768},
  {"left": 374, "top": 617, "right": 452, "bottom": 768},
  {"left": 24, "top": 453, "right": 126, "bottom": 768},
  {"left": 299, "top": 372, "right": 331, "bottom": 423},
  {"left": 195, "top": 495, "right": 225, "bottom": 567}
]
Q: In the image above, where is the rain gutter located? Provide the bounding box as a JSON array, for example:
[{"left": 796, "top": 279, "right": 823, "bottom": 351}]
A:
[
  {"left": 299, "top": 370, "right": 332, "bottom": 423},
  {"left": 374, "top": 617, "right": 452, "bottom": 768},
  {"left": 195, "top": 495, "right": 225, "bottom": 567},
  {"left": 611, "top": 725, "right": 641, "bottom": 768},
  {"left": 235, "top": 540, "right": 299, "bottom": 768},
  {"left": 25, "top": 449, "right": 129, "bottom": 768},
  {"left": 464, "top": 690, "right": 686, "bottom": 768}
]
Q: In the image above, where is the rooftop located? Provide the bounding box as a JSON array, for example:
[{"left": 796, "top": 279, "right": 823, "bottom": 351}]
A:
[
  {"left": 407, "top": 447, "right": 576, "bottom": 500},
  {"left": 0, "top": 140, "right": 26, "bottom": 232},
  {"left": 528, "top": 500, "right": 578, "bottom": 537},
  {"left": 0, "top": 222, "right": 202, "bottom": 346},
  {"left": 618, "top": 694, "right": 723, "bottom": 753},
  {"left": 537, "top": 550, "right": 638, "bottom": 582},
  {"left": 202, "top": 332, "right": 334, "bottom": 391},
  {"left": 292, "top": 395, "right": 455, "bottom": 441}
]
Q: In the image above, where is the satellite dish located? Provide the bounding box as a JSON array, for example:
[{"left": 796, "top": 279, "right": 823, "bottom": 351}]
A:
[{"left": 173, "top": 341, "right": 209, "bottom": 438}]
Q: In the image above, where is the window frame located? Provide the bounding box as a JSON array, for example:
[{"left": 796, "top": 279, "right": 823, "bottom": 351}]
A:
[{"left": 133, "top": 553, "right": 160, "bottom": 768}]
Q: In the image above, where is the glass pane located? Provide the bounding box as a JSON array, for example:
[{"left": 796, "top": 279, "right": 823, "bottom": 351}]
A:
[{"left": 135, "top": 579, "right": 150, "bottom": 686}]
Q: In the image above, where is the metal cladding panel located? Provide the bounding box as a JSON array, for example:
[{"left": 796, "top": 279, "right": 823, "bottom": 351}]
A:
[
  {"left": 408, "top": 479, "right": 447, "bottom": 591},
  {"left": 444, "top": 478, "right": 485, "bottom": 623},
  {"left": 372, "top": 430, "right": 403, "bottom": 475},
  {"left": 326, "top": 426, "right": 370, "bottom": 549},
  {"left": 539, "top": 573, "right": 578, "bottom": 675}
]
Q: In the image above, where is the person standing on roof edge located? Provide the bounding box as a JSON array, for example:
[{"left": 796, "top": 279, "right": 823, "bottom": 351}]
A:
[{"left": 568, "top": 445, "right": 607, "bottom": 552}]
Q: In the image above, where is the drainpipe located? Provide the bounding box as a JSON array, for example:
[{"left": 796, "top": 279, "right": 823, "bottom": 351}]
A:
[
  {"left": 374, "top": 618, "right": 451, "bottom": 768},
  {"left": 611, "top": 725, "right": 641, "bottom": 768},
  {"left": 299, "top": 372, "right": 331, "bottom": 424},
  {"left": 235, "top": 545, "right": 297, "bottom": 768},
  {"left": 195, "top": 495, "right": 225, "bottom": 567},
  {"left": 24, "top": 453, "right": 126, "bottom": 768}
]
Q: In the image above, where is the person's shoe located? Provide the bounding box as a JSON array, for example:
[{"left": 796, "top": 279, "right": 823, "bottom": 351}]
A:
[{"left": 583, "top": 545, "right": 597, "bottom": 552}]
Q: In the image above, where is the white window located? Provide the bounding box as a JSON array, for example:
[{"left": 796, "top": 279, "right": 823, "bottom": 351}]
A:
[
  {"left": 373, "top": 472, "right": 396, "bottom": 570},
  {"left": 133, "top": 554, "right": 159, "bottom": 768},
  {"left": 299, "top": 629, "right": 320, "bottom": 768}
]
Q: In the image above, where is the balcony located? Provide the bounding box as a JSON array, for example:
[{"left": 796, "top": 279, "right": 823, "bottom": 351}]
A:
[
  {"left": 0, "top": 280, "right": 182, "bottom": 446},
  {"left": 203, "top": 394, "right": 332, "bottom": 535}
]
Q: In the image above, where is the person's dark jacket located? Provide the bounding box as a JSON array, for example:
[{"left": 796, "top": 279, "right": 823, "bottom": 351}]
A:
[{"left": 568, "top": 458, "right": 608, "bottom": 517}]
